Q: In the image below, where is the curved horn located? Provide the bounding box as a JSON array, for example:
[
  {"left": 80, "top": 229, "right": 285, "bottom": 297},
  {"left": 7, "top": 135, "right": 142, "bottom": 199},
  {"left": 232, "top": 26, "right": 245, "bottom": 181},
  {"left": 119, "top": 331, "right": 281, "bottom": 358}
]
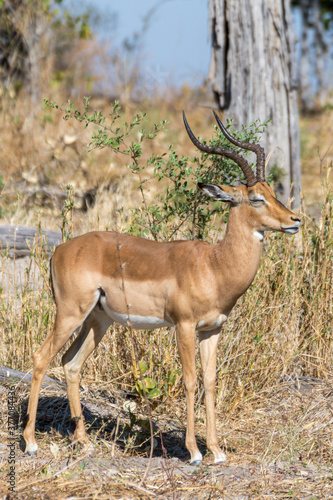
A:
[
  {"left": 183, "top": 111, "right": 257, "bottom": 186},
  {"left": 213, "top": 111, "right": 265, "bottom": 182}
]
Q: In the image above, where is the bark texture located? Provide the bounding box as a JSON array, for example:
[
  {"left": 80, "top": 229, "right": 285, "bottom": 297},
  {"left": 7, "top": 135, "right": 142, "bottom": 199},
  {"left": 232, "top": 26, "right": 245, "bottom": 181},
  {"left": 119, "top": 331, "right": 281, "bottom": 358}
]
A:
[
  {"left": 208, "top": 0, "right": 301, "bottom": 207},
  {"left": 298, "top": 0, "right": 330, "bottom": 110},
  {"left": 0, "top": 365, "right": 66, "bottom": 390}
]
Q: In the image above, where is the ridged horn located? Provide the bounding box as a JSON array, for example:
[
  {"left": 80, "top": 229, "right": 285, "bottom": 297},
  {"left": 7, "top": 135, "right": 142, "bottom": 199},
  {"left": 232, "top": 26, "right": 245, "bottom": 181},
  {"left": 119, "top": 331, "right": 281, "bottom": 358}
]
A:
[
  {"left": 213, "top": 111, "right": 265, "bottom": 182},
  {"left": 183, "top": 111, "right": 257, "bottom": 186}
]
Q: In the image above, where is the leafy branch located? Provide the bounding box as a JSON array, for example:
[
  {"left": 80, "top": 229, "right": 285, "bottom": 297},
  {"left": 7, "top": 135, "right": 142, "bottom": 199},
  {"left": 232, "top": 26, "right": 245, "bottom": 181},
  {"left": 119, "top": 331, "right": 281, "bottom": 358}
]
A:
[{"left": 45, "top": 97, "right": 269, "bottom": 240}]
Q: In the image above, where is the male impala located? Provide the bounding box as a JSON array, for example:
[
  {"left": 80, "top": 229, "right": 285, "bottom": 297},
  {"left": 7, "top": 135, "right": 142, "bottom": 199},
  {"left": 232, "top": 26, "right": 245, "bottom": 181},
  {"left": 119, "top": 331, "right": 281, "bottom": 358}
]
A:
[{"left": 24, "top": 111, "right": 301, "bottom": 465}]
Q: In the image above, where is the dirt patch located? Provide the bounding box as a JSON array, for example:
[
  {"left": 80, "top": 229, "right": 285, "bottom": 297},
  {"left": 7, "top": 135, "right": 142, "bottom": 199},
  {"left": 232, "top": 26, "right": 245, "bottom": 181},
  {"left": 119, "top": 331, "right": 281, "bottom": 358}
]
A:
[{"left": 1, "top": 442, "right": 332, "bottom": 499}]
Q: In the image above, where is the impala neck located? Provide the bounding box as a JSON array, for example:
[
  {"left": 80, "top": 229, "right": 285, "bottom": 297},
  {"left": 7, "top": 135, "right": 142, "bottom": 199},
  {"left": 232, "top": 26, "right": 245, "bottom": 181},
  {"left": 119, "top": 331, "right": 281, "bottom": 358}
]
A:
[{"left": 213, "top": 205, "right": 263, "bottom": 298}]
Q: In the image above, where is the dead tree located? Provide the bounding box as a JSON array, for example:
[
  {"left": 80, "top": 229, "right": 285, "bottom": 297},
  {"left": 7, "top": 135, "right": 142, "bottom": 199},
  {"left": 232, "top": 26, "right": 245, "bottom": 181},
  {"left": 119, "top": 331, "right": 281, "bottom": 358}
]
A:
[{"left": 208, "top": 0, "right": 301, "bottom": 207}]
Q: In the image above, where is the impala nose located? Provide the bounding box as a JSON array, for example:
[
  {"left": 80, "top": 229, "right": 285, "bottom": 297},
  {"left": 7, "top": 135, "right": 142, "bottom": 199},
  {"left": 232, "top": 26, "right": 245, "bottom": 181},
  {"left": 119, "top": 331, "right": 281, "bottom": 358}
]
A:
[{"left": 291, "top": 217, "right": 301, "bottom": 223}]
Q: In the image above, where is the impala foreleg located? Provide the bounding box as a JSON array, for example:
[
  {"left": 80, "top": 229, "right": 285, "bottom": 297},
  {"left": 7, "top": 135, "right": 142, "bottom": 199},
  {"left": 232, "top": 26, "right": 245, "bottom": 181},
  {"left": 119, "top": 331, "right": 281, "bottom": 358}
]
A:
[
  {"left": 62, "top": 310, "right": 112, "bottom": 444},
  {"left": 176, "top": 323, "right": 202, "bottom": 465},
  {"left": 199, "top": 329, "right": 226, "bottom": 464}
]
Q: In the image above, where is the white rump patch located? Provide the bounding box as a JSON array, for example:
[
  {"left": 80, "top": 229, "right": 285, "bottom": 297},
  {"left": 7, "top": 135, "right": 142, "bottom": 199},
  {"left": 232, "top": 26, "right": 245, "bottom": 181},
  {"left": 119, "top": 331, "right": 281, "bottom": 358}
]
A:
[{"left": 99, "top": 296, "right": 174, "bottom": 330}]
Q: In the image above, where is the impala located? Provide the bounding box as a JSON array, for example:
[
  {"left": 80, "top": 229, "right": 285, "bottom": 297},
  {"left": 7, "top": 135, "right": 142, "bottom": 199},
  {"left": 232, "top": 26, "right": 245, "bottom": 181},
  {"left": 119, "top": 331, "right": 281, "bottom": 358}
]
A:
[{"left": 23, "top": 111, "right": 301, "bottom": 465}]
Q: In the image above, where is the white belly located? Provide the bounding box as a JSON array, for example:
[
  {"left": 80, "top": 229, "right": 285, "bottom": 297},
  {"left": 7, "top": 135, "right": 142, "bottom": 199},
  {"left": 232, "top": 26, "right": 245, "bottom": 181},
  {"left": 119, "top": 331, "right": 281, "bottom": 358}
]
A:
[{"left": 100, "top": 296, "right": 174, "bottom": 330}]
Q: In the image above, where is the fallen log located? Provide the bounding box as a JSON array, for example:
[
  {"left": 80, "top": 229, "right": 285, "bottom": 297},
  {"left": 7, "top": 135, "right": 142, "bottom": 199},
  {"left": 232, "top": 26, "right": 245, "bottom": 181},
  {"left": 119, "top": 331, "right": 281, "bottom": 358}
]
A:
[
  {"left": 0, "top": 365, "right": 66, "bottom": 390},
  {"left": 0, "top": 225, "right": 63, "bottom": 258},
  {"left": 0, "top": 366, "right": 131, "bottom": 402}
]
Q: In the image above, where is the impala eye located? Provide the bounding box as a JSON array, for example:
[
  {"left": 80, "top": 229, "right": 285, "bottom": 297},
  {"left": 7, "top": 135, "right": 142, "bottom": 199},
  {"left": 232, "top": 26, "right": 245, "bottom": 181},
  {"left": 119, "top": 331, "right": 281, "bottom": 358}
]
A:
[{"left": 250, "top": 198, "right": 265, "bottom": 206}]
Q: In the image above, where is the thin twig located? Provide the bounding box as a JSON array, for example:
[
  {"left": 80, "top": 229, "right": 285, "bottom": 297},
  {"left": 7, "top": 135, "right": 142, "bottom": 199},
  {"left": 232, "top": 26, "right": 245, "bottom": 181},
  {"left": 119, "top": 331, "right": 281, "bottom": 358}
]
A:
[
  {"left": 115, "top": 233, "right": 155, "bottom": 484},
  {"left": 138, "top": 175, "right": 159, "bottom": 241}
]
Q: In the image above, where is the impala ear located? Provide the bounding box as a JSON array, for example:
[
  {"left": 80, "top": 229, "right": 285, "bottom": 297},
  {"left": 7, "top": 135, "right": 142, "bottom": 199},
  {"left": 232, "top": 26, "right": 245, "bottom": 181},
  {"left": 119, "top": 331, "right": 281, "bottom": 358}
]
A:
[{"left": 198, "top": 183, "right": 238, "bottom": 204}]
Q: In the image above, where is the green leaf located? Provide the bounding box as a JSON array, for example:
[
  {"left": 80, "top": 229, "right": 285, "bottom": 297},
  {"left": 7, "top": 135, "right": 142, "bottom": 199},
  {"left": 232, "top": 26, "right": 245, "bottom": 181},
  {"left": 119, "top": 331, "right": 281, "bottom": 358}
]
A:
[
  {"left": 138, "top": 360, "right": 148, "bottom": 374},
  {"left": 148, "top": 388, "right": 162, "bottom": 399},
  {"left": 143, "top": 377, "right": 156, "bottom": 389}
]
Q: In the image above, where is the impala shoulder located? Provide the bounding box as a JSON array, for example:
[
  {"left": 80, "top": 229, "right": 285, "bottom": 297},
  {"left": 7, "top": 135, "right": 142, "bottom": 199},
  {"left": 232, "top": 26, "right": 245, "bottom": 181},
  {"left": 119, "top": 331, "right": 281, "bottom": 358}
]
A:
[{"left": 172, "top": 239, "right": 212, "bottom": 257}]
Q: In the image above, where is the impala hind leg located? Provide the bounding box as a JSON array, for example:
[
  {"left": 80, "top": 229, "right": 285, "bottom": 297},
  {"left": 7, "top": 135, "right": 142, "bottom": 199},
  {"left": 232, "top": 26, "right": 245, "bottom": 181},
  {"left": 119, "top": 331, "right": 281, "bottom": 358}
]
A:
[
  {"left": 199, "top": 329, "right": 226, "bottom": 464},
  {"left": 62, "top": 309, "right": 112, "bottom": 445},
  {"left": 23, "top": 312, "right": 90, "bottom": 455},
  {"left": 176, "top": 323, "right": 202, "bottom": 465}
]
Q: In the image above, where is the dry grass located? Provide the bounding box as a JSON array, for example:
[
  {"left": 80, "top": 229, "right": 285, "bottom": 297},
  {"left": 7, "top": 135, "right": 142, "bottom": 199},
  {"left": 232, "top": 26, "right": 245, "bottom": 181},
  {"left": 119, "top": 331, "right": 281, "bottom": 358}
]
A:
[
  {"left": 1, "top": 91, "right": 333, "bottom": 498},
  {"left": 0, "top": 88, "right": 332, "bottom": 232}
]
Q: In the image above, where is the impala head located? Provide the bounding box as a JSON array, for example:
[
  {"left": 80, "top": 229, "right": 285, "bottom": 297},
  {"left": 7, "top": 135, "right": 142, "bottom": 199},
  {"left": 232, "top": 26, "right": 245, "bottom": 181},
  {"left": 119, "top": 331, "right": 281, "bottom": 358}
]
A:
[{"left": 183, "top": 111, "right": 301, "bottom": 238}]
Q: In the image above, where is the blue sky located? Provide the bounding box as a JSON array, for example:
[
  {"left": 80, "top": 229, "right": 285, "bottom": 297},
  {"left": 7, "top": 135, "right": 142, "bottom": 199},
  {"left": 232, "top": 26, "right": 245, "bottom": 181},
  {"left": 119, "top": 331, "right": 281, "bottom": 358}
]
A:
[
  {"left": 63, "top": 0, "right": 211, "bottom": 88},
  {"left": 61, "top": 1, "right": 333, "bottom": 98}
]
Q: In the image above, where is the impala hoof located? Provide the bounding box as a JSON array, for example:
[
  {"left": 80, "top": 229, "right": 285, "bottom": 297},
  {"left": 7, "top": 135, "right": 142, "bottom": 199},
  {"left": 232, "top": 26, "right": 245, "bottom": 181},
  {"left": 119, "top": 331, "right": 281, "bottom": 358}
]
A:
[
  {"left": 25, "top": 449, "right": 37, "bottom": 457},
  {"left": 189, "top": 451, "right": 203, "bottom": 466},
  {"left": 24, "top": 443, "right": 38, "bottom": 456},
  {"left": 214, "top": 454, "right": 227, "bottom": 464},
  {"left": 190, "top": 459, "right": 203, "bottom": 466}
]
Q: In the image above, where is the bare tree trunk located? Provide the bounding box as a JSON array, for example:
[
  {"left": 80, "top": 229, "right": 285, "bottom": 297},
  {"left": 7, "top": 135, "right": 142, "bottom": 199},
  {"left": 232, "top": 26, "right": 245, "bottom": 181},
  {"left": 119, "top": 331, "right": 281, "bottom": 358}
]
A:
[
  {"left": 208, "top": 0, "right": 301, "bottom": 207},
  {"left": 298, "top": 0, "right": 330, "bottom": 110},
  {"left": 313, "top": 0, "right": 328, "bottom": 107},
  {"left": 2, "top": 0, "right": 53, "bottom": 115},
  {"left": 299, "top": 0, "right": 313, "bottom": 112}
]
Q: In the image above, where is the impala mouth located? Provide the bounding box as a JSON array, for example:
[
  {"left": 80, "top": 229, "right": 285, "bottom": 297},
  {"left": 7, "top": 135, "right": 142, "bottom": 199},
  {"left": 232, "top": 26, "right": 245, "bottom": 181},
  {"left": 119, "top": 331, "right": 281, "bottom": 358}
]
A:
[{"left": 281, "top": 222, "right": 301, "bottom": 235}]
